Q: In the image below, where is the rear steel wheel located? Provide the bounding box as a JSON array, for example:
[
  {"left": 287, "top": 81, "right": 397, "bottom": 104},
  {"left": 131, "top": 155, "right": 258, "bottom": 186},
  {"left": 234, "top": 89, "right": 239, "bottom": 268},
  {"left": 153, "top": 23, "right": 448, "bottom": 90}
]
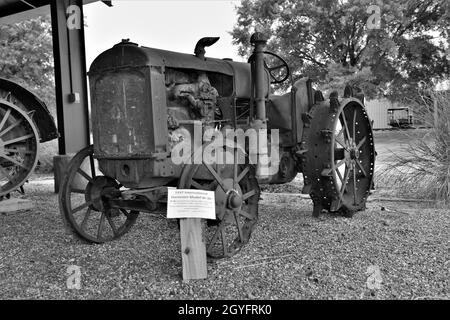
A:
[
  {"left": 59, "top": 145, "right": 139, "bottom": 243},
  {"left": 179, "top": 155, "right": 260, "bottom": 259},
  {"left": 0, "top": 99, "right": 39, "bottom": 197},
  {"left": 302, "top": 97, "right": 375, "bottom": 217}
]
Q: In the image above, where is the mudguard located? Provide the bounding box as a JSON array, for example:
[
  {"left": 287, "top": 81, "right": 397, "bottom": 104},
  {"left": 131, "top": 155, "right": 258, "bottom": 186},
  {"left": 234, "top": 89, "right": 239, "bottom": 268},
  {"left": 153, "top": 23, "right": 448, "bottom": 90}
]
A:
[{"left": 0, "top": 77, "right": 58, "bottom": 143}]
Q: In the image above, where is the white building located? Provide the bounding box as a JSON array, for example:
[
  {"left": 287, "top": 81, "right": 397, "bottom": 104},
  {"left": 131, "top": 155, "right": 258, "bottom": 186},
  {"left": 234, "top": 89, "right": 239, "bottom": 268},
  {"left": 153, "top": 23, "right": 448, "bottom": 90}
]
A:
[{"left": 365, "top": 98, "right": 410, "bottom": 129}]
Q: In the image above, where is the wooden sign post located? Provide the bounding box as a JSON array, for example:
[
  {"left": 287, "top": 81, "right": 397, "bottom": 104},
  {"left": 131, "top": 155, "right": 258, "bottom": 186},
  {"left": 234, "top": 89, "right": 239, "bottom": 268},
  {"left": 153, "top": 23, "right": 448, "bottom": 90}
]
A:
[
  {"left": 167, "top": 189, "right": 215, "bottom": 281},
  {"left": 179, "top": 218, "right": 207, "bottom": 280}
]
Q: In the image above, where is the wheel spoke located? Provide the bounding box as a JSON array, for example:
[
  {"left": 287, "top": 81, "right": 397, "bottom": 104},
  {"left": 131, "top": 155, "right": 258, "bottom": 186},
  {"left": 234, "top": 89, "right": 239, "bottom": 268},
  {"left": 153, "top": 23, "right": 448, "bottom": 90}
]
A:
[
  {"left": 0, "top": 108, "right": 11, "bottom": 132},
  {"left": 190, "top": 179, "right": 203, "bottom": 189},
  {"left": 335, "top": 137, "right": 347, "bottom": 149},
  {"left": 3, "top": 148, "right": 34, "bottom": 154},
  {"left": 0, "top": 166, "right": 12, "bottom": 182},
  {"left": 80, "top": 208, "right": 91, "bottom": 230},
  {"left": 236, "top": 166, "right": 249, "bottom": 183},
  {"left": 335, "top": 127, "right": 348, "bottom": 150},
  {"left": 340, "top": 113, "right": 351, "bottom": 143},
  {"left": 339, "top": 166, "right": 351, "bottom": 198},
  {"left": 336, "top": 159, "right": 346, "bottom": 168},
  {"left": 335, "top": 126, "right": 344, "bottom": 140},
  {"left": 352, "top": 108, "right": 357, "bottom": 141},
  {"left": 97, "top": 212, "right": 105, "bottom": 239},
  {"left": 0, "top": 154, "right": 28, "bottom": 169},
  {"left": 0, "top": 119, "right": 23, "bottom": 137},
  {"left": 356, "top": 136, "right": 367, "bottom": 150},
  {"left": 335, "top": 167, "right": 344, "bottom": 184},
  {"left": 70, "top": 188, "right": 85, "bottom": 194},
  {"left": 238, "top": 209, "right": 254, "bottom": 220},
  {"left": 77, "top": 168, "right": 94, "bottom": 183},
  {"left": 204, "top": 163, "right": 227, "bottom": 192},
  {"left": 242, "top": 189, "right": 256, "bottom": 200},
  {"left": 89, "top": 155, "right": 96, "bottom": 178},
  {"left": 233, "top": 211, "right": 243, "bottom": 241},
  {"left": 106, "top": 212, "right": 118, "bottom": 236},
  {"left": 2, "top": 134, "right": 34, "bottom": 145},
  {"left": 72, "top": 201, "right": 92, "bottom": 214},
  {"left": 120, "top": 208, "right": 131, "bottom": 218},
  {"left": 336, "top": 165, "right": 349, "bottom": 193},
  {"left": 355, "top": 159, "right": 368, "bottom": 177}
]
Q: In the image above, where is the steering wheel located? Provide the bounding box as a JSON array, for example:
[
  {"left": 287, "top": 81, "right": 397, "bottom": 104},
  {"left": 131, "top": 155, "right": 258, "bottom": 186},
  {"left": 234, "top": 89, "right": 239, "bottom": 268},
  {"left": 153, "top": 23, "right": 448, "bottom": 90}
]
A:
[{"left": 248, "top": 51, "right": 290, "bottom": 84}]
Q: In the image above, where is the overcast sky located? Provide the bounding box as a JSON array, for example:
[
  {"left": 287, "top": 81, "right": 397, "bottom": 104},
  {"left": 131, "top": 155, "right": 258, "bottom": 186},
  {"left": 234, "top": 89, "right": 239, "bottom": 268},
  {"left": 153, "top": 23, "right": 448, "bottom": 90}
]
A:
[{"left": 83, "top": 0, "right": 244, "bottom": 67}]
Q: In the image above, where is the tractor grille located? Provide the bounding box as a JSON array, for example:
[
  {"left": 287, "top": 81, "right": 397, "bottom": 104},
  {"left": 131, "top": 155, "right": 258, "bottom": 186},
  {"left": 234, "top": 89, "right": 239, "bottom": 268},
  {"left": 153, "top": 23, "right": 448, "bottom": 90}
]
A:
[{"left": 91, "top": 70, "right": 155, "bottom": 158}]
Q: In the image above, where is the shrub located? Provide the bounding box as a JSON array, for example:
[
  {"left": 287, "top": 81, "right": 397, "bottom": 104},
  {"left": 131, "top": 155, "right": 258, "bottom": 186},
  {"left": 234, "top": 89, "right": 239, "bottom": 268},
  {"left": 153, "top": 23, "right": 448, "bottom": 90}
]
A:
[{"left": 381, "top": 88, "right": 449, "bottom": 204}]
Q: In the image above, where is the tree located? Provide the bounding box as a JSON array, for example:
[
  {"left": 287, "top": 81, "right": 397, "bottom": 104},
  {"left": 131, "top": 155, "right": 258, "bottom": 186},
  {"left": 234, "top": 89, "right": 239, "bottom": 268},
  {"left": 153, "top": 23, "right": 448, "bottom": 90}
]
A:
[
  {"left": 231, "top": 0, "right": 450, "bottom": 102},
  {"left": 0, "top": 15, "right": 55, "bottom": 115}
]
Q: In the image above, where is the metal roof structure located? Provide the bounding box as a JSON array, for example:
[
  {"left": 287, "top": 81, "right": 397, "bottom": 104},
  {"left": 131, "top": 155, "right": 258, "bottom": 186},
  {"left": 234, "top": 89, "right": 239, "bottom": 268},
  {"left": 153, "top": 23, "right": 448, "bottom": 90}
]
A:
[
  {"left": 0, "top": 0, "right": 111, "bottom": 24},
  {"left": 0, "top": 0, "right": 114, "bottom": 211},
  {"left": 0, "top": 0, "right": 52, "bottom": 17},
  {"left": 0, "top": 0, "right": 114, "bottom": 158}
]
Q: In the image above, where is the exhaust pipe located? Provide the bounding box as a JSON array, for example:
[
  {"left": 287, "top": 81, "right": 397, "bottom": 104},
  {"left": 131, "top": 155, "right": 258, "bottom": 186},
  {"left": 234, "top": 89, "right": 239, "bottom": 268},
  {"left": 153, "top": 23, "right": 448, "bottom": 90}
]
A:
[{"left": 249, "top": 32, "right": 270, "bottom": 179}]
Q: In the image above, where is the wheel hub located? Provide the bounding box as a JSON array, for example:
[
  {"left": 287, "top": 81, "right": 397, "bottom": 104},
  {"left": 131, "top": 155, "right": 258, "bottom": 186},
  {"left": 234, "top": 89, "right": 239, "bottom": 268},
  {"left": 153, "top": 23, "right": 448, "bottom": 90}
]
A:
[
  {"left": 227, "top": 190, "right": 243, "bottom": 209},
  {"left": 215, "top": 178, "right": 243, "bottom": 218},
  {"left": 85, "top": 176, "right": 119, "bottom": 211},
  {"left": 349, "top": 148, "right": 359, "bottom": 160}
]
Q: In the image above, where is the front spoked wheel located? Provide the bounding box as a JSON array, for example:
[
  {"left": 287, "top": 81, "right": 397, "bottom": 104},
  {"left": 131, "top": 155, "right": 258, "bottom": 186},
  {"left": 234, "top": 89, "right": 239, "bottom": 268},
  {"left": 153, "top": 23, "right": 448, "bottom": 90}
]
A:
[
  {"left": 179, "top": 158, "right": 260, "bottom": 259},
  {"left": 59, "top": 145, "right": 139, "bottom": 243}
]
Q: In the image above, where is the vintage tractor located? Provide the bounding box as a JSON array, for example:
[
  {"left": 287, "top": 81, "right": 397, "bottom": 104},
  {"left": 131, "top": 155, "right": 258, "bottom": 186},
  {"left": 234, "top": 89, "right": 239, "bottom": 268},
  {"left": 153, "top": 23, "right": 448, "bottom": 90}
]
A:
[
  {"left": 0, "top": 78, "right": 58, "bottom": 198},
  {"left": 59, "top": 33, "right": 375, "bottom": 258}
]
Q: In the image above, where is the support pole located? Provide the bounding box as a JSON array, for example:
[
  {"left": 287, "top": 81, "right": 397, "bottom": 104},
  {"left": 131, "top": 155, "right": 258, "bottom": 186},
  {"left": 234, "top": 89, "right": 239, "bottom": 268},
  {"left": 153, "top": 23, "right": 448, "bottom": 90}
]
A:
[{"left": 50, "top": 0, "right": 90, "bottom": 192}]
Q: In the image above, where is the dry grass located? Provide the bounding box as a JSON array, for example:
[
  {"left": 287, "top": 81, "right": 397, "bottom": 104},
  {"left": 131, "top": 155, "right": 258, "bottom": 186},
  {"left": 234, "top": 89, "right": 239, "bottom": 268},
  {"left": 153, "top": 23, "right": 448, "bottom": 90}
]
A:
[{"left": 379, "top": 89, "right": 450, "bottom": 204}]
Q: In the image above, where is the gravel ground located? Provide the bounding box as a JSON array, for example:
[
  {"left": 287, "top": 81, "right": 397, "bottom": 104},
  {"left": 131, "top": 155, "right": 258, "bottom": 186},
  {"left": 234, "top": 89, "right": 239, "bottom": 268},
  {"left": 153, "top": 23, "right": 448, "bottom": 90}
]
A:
[
  {"left": 1, "top": 129, "right": 448, "bottom": 300},
  {"left": 0, "top": 176, "right": 448, "bottom": 300}
]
